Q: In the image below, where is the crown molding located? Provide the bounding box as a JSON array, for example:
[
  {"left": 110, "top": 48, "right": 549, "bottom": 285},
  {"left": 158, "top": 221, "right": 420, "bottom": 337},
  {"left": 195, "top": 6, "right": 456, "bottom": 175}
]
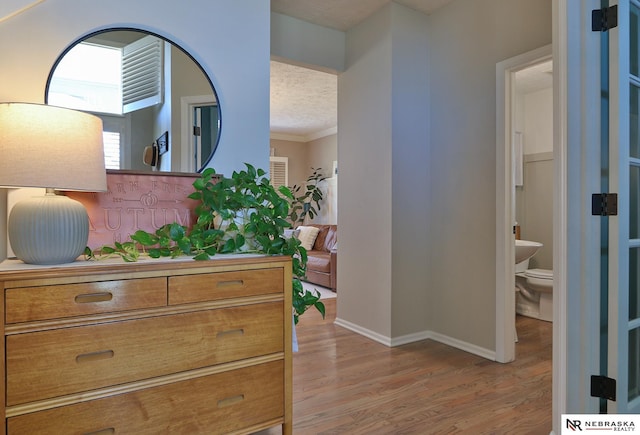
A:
[
  {"left": 270, "top": 126, "right": 337, "bottom": 143},
  {"left": 270, "top": 132, "right": 307, "bottom": 142},
  {"left": 0, "top": 0, "right": 47, "bottom": 24},
  {"left": 306, "top": 126, "right": 337, "bottom": 141}
]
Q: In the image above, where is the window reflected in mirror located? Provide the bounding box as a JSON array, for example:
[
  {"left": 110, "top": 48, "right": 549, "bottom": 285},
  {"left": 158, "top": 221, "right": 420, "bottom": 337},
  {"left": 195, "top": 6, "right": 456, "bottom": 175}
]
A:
[
  {"left": 46, "top": 29, "right": 221, "bottom": 173},
  {"left": 48, "top": 42, "right": 123, "bottom": 114}
]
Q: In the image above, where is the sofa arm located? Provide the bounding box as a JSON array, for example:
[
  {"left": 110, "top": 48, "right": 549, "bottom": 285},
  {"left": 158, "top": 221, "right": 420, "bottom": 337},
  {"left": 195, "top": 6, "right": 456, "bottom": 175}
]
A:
[{"left": 330, "top": 249, "right": 337, "bottom": 291}]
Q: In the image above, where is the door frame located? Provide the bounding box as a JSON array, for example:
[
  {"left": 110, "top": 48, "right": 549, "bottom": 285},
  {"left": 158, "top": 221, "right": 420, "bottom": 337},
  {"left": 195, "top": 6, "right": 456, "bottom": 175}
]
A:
[
  {"left": 558, "top": 0, "right": 610, "bottom": 424},
  {"left": 533, "top": 0, "right": 626, "bottom": 429},
  {"left": 495, "top": 44, "right": 553, "bottom": 364},
  {"left": 180, "top": 94, "right": 216, "bottom": 172},
  {"left": 606, "top": 0, "right": 640, "bottom": 414}
]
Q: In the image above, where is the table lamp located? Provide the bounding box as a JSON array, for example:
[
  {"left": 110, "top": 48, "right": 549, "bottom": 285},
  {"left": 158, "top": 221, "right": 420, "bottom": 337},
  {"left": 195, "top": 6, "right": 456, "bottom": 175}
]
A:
[{"left": 0, "top": 102, "right": 107, "bottom": 264}]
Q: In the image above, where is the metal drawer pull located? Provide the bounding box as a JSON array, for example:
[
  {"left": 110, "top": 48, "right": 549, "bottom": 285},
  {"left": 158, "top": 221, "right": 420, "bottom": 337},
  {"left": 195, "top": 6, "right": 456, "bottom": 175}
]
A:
[
  {"left": 84, "top": 429, "right": 115, "bottom": 435},
  {"left": 216, "top": 328, "right": 244, "bottom": 338},
  {"left": 75, "top": 292, "right": 113, "bottom": 304},
  {"left": 217, "top": 394, "right": 244, "bottom": 408},
  {"left": 76, "top": 350, "right": 115, "bottom": 364},
  {"left": 216, "top": 279, "right": 244, "bottom": 287}
]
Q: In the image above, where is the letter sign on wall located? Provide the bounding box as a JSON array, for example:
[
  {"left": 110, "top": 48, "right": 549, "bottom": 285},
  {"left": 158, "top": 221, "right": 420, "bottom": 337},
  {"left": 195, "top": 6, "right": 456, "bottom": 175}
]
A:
[{"left": 66, "top": 171, "right": 217, "bottom": 249}]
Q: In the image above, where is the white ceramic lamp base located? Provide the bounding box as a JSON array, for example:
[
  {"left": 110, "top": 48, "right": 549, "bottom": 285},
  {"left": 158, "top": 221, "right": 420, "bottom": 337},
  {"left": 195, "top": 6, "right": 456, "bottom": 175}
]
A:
[{"left": 8, "top": 191, "right": 89, "bottom": 265}]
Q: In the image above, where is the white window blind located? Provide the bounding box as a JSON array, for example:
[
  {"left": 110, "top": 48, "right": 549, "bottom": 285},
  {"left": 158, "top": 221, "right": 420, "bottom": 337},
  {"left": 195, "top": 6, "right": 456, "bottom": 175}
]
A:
[
  {"left": 270, "top": 157, "right": 288, "bottom": 189},
  {"left": 103, "top": 131, "right": 121, "bottom": 170},
  {"left": 122, "top": 35, "right": 163, "bottom": 113}
]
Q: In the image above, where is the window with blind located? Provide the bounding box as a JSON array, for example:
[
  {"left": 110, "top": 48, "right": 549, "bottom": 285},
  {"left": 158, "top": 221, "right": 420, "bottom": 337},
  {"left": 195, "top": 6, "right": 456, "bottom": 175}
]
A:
[
  {"left": 47, "top": 34, "right": 164, "bottom": 170},
  {"left": 270, "top": 157, "right": 289, "bottom": 189},
  {"left": 122, "top": 35, "right": 163, "bottom": 113},
  {"left": 48, "top": 34, "right": 163, "bottom": 115},
  {"left": 103, "top": 131, "right": 121, "bottom": 170}
]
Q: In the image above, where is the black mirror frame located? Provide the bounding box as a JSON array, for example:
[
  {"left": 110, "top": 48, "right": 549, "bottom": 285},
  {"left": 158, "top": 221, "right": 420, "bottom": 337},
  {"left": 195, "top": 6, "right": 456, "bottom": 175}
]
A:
[{"left": 44, "top": 27, "right": 221, "bottom": 173}]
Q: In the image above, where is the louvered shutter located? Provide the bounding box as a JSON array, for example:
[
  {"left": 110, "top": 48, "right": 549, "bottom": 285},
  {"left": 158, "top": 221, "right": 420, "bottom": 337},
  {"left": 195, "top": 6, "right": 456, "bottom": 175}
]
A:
[
  {"left": 270, "top": 157, "right": 288, "bottom": 189},
  {"left": 102, "top": 131, "right": 121, "bottom": 170},
  {"left": 122, "top": 35, "right": 163, "bottom": 113}
]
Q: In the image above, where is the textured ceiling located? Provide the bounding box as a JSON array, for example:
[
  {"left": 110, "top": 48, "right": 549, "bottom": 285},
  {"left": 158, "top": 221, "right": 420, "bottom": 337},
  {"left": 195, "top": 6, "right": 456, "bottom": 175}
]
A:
[
  {"left": 270, "top": 0, "right": 455, "bottom": 141},
  {"left": 271, "top": 0, "right": 553, "bottom": 141},
  {"left": 270, "top": 61, "right": 337, "bottom": 141}
]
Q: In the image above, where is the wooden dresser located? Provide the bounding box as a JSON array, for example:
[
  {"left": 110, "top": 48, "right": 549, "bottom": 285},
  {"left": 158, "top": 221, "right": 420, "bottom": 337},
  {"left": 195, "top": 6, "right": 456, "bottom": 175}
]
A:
[{"left": 0, "top": 255, "right": 292, "bottom": 434}]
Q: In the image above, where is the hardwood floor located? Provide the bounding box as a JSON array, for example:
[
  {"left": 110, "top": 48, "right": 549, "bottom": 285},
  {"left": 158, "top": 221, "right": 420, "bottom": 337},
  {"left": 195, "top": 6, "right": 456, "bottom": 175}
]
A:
[{"left": 262, "top": 299, "right": 552, "bottom": 434}]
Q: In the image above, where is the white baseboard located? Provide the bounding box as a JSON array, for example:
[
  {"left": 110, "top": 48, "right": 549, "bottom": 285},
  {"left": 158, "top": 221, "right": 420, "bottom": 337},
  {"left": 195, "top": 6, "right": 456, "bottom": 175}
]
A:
[
  {"left": 334, "top": 317, "right": 496, "bottom": 361},
  {"left": 427, "top": 331, "right": 496, "bottom": 361},
  {"left": 334, "top": 317, "right": 393, "bottom": 346},
  {"left": 390, "top": 330, "right": 432, "bottom": 347}
]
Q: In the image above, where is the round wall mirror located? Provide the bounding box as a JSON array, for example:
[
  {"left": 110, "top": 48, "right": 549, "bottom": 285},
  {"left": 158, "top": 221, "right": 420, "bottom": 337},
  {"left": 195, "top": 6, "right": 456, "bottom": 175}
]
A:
[{"left": 45, "top": 28, "right": 221, "bottom": 173}]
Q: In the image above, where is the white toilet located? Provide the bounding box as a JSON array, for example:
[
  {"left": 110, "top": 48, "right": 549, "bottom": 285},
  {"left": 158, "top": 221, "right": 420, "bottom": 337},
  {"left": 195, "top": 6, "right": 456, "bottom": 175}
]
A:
[{"left": 515, "top": 267, "right": 553, "bottom": 322}]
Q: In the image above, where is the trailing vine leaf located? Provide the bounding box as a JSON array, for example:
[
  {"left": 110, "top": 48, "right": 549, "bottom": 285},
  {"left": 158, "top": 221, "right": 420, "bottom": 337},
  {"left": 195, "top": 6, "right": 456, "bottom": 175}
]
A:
[
  {"left": 86, "top": 163, "right": 324, "bottom": 324},
  {"left": 130, "top": 230, "right": 158, "bottom": 246}
]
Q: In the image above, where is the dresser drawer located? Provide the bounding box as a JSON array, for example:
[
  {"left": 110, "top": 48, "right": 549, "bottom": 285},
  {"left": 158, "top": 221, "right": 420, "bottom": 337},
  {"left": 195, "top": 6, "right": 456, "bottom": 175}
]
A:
[
  {"left": 168, "top": 268, "right": 284, "bottom": 304},
  {"left": 5, "top": 277, "right": 167, "bottom": 323},
  {"left": 6, "top": 302, "right": 284, "bottom": 405},
  {"left": 7, "top": 360, "right": 284, "bottom": 435}
]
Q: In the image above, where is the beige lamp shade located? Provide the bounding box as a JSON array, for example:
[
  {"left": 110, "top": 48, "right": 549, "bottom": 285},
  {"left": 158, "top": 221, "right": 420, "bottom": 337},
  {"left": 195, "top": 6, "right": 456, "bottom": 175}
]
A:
[
  {"left": 0, "top": 102, "right": 107, "bottom": 191},
  {"left": 0, "top": 103, "right": 107, "bottom": 264}
]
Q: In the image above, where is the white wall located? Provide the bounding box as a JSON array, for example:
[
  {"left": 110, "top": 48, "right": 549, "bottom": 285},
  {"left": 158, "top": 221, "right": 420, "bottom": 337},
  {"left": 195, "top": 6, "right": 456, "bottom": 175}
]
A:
[
  {"left": 307, "top": 134, "right": 337, "bottom": 179},
  {"left": 0, "top": 0, "right": 270, "bottom": 260},
  {"left": 271, "top": 12, "right": 345, "bottom": 73},
  {"left": 427, "top": 0, "right": 551, "bottom": 349},
  {"left": 314, "top": 177, "right": 337, "bottom": 225},
  {"left": 524, "top": 88, "right": 554, "bottom": 154},
  {"left": 338, "top": 5, "right": 394, "bottom": 338},
  {"left": 520, "top": 153, "right": 554, "bottom": 269},
  {"left": 516, "top": 87, "right": 554, "bottom": 269},
  {"left": 338, "top": 3, "right": 430, "bottom": 340},
  {"left": 389, "top": 5, "right": 431, "bottom": 338},
  {"left": 170, "top": 44, "right": 213, "bottom": 171}
]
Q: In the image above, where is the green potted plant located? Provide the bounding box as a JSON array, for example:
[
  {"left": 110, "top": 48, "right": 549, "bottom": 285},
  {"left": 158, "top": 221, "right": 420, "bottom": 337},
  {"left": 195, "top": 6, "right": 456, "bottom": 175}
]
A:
[
  {"left": 87, "top": 164, "right": 324, "bottom": 324},
  {"left": 288, "top": 167, "right": 327, "bottom": 225}
]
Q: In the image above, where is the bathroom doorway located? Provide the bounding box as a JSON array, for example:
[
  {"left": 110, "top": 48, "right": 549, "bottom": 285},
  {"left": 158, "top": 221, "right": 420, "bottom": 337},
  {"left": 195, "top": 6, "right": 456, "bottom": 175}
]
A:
[{"left": 496, "top": 45, "right": 554, "bottom": 362}]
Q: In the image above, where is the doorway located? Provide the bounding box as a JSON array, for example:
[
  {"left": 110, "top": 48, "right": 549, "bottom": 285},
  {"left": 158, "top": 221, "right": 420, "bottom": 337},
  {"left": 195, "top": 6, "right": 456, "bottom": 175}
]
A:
[
  {"left": 193, "top": 104, "right": 219, "bottom": 171},
  {"left": 180, "top": 95, "right": 218, "bottom": 172},
  {"left": 496, "top": 45, "right": 554, "bottom": 363}
]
